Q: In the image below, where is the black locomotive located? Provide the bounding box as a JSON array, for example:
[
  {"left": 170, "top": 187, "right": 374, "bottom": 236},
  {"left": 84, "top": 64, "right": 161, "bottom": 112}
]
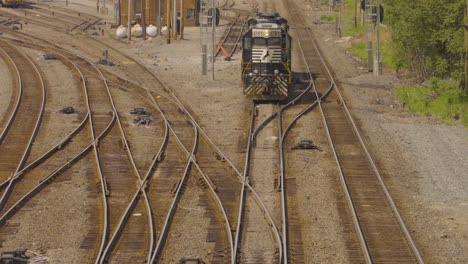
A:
[{"left": 241, "top": 13, "right": 292, "bottom": 101}]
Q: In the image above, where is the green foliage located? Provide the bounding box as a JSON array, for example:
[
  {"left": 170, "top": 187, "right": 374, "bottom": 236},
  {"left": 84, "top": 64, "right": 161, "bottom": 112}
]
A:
[
  {"left": 320, "top": 15, "right": 336, "bottom": 22},
  {"left": 342, "top": 24, "right": 366, "bottom": 36},
  {"left": 349, "top": 40, "right": 398, "bottom": 68},
  {"left": 395, "top": 78, "right": 468, "bottom": 126},
  {"left": 350, "top": 42, "right": 368, "bottom": 60},
  {"left": 384, "top": 0, "right": 464, "bottom": 80}
]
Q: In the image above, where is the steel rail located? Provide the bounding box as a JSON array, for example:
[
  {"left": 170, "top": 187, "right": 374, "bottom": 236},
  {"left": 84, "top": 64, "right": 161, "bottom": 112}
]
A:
[
  {"left": 60, "top": 53, "right": 111, "bottom": 264},
  {"left": 0, "top": 46, "right": 90, "bottom": 190},
  {"left": 3, "top": 35, "right": 231, "bottom": 251},
  {"left": 0, "top": 38, "right": 46, "bottom": 213},
  {"left": 100, "top": 68, "right": 281, "bottom": 264},
  {"left": 126, "top": 52, "right": 283, "bottom": 250},
  {"left": 233, "top": 103, "right": 259, "bottom": 264},
  {"left": 86, "top": 74, "right": 234, "bottom": 264},
  {"left": 86, "top": 57, "right": 154, "bottom": 264},
  {"left": 0, "top": 43, "right": 22, "bottom": 145},
  {"left": 97, "top": 120, "right": 168, "bottom": 264},
  {"left": 49, "top": 44, "right": 225, "bottom": 263},
  {"left": 278, "top": 104, "right": 288, "bottom": 264},
  {"left": 251, "top": 66, "right": 313, "bottom": 145},
  {"left": 228, "top": 19, "right": 247, "bottom": 58},
  {"left": 24, "top": 0, "right": 100, "bottom": 20},
  {"left": 305, "top": 28, "right": 424, "bottom": 264},
  {"left": 5, "top": 31, "right": 278, "bottom": 263},
  {"left": 72, "top": 54, "right": 278, "bottom": 264},
  {"left": 0, "top": 11, "right": 69, "bottom": 32},
  {"left": 81, "top": 34, "right": 281, "bottom": 264},
  {"left": 73, "top": 41, "right": 281, "bottom": 264},
  {"left": 289, "top": 23, "right": 373, "bottom": 263},
  {"left": 149, "top": 121, "right": 198, "bottom": 263},
  {"left": 0, "top": 113, "right": 116, "bottom": 227},
  {"left": 278, "top": 82, "right": 335, "bottom": 263},
  {"left": 0, "top": 48, "right": 114, "bottom": 223},
  {"left": 0, "top": 35, "right": 155, "bottom": 263},
  {"left": 139, "top": 82, "right": 235, "bottom": 263},
  {"left": 61, "top": 52, "right": 152, "bottom": 264},
  {"left": 0, "top": 113, "right": 89, "bottom": 190},
  {"left": 219, "top": 14, "right": 239, "bottom": 45}
]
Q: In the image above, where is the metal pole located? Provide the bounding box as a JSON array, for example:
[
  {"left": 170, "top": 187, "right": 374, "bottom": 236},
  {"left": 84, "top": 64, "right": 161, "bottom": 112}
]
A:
[
  {"left": 142, "top": 0, "right": 147, "bottom": 40},
  {"left": 167, "top": 0, "right": 171, "bottom": 43},
  {"left": 374, "top": 0, "right": 381, "bottom": 75},
  {"left": 211, "top": 0, "right": 215, "bottom": 80},
  {"left": 173, "top": 0, "right": 177, "bottom": 40},
  {"left": 365, "top": 0, "right": 373, "bottom": 72},
  {"left": 127, "top": 0, "right": 132, "bottom": 41},
  {"left": 202, "top": 44, "right": 207, "bottom": 75},
  {"left": 180, "top": 0, "right": 184, "bottom": 39},
  {"left": 157, "top": 0, "right": 161, "bottom": 35},
  {"left": 116, "top": 0, "right": 121, "bottom": 25},
  {"left": 201, "top": 0, "right": 207, "bottom": 75},
  {"left": 464, "top": 0, "right": 468, "bottom": 92},
  {"left": 354, "top": 0, "right": 357, "bottom": 27}
]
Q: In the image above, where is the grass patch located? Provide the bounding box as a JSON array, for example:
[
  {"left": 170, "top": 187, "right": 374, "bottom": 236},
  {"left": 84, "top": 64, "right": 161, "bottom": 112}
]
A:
[
  {"left": 342, "top": 24, "right": 366, "bottom": 36},
  {"left": 394, "top": 78, "right": 468, "bottom": 126},
  {"left": 320, "top": 15, "right": 335, "bottom": 22},
  {"left": 350, "top": 42, "right": 368, "bottom": 60}
]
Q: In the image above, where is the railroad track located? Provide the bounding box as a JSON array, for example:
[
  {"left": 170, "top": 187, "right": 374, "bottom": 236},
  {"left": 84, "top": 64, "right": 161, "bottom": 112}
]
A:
[
  {"left": 0, "top": 39, "right": 45, "bottom": 214},
  {"left": 283, "top": 0, "right": 424, "bottom": 263},
  {"left": 0, "top": 3, "right": 100, "bottom": 33},
  {"left": 0, "top": 28, "right": 242, "bottom": 263},
  {"left": 0, "top": 6, "right": 318, "bottom": 262},
  {"left": 0, "top": 34, "right": 154, "bottom": 263},
  {"left": 215, "top": 12, "right": 248, "bottom": 61},
  {"left": 22, "top": 1, "right": 101, "bottom": 32}
]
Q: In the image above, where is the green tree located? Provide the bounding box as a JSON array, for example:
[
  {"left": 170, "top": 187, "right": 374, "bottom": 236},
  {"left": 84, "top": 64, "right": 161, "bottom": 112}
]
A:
[{"left": 384, "top": 0, "right": 464, "bottom": 83}]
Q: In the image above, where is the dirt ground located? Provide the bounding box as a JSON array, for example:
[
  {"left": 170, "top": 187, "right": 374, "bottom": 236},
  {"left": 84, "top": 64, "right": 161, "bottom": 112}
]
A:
[{"left": 0, "top": 0, "right": 466, "bottom": 263}]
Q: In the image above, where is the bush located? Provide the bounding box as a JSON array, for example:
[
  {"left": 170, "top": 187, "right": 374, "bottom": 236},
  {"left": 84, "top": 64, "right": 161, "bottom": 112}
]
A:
[
  {"left": 395, "top": 78, "right": 468, "bottom": 126},
  {"left": 320, "top": 15, "right": 336, "bottom": 22}
]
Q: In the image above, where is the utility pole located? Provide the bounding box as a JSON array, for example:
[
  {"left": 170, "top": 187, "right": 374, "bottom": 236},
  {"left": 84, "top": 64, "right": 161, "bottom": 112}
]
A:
[
  {"left": 166, "top": 0, "right": 171, "bottom": 43},
  {"left": 464, "top": 0, "right": 468, "bottom": 92},
  {"left": 374, "top": 0, "right": 382, "bottom": 75},
  {"left": 157, "top": 0, "right": 161, "bottom": 36},
  {"left": 354, "top": 0, "right": 357, "bottom": 27},
  {"left": 180, "top": 0, "right": 184, "bottom": 39},
  {"left": 116, "top": 0, "right": 120, "bottom": 25},
  {"left": 142, "top": 0, "right": 147, "bottom": 40},
  {"left": 200, "top": 0, "right": 207, "bottom": 75},
  {"left": 173, "top": 0, "right": 177, "bottom": 40},
  {"left": 127, "top": 0, "right": 132, "bottom": 41},
  {"left": 365, "top": 0, "right": 373, "bottom": 72},
  {"left": 336, "top": 1, "right": 341, "bottom": 35},
  {"left": 211, "top": 0, "right": 215, "bottom": 80}
]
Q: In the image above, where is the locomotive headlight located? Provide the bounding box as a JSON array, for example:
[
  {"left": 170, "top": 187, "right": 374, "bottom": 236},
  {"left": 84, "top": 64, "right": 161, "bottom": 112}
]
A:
[
  {"left": 274, "top": 69, "right": 279, "bottom": 75},
  {"left": 249, "top": 72, "right": 253, "bottom": 76},
  {"left": 253, "top": 69, "right": 259, "bottom": 74}
]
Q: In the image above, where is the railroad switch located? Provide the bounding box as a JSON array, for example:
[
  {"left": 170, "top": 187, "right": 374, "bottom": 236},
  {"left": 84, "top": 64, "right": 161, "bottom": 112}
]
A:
[{"left": 0, "top": 248, "right": 28, "bottom": 264}]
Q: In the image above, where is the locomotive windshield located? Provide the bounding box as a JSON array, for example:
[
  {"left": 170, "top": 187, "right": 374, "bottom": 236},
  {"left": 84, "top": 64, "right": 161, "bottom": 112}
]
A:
[{"left": 252, "top": 38, "right": 281, "bottom": 46}]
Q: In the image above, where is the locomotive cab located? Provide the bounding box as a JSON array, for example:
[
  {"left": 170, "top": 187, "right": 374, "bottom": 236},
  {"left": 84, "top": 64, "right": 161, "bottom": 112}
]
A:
[{"left": 241, "top": 13, "right": 292, "bottom": 101}]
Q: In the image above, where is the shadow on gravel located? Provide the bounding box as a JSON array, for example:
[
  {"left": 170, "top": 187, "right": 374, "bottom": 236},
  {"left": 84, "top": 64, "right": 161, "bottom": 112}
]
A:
[{"left": 285, "top": 71, "right": 319, "bottom": 105}]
